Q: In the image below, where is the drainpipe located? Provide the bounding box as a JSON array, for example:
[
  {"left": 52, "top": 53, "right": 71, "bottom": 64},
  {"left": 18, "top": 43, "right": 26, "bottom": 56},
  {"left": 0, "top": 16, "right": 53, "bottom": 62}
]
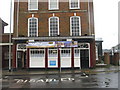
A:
[
  {"left": 88, "top": 0, "right": 91, "bottom": 35},
  {"left": 16, "top": 0, "right": 20, "bottom": 37}
]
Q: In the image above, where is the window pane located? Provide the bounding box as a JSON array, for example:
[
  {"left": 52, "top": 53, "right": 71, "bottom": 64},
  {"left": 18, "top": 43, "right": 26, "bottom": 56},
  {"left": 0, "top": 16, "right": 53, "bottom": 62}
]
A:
[
  {"left": 71, "top": 16, "right": 81, "bottom": 36},
  {"left": 28, "top": 0, "right": 38, "bottom": 10},
  {"left": 49, "top": 0, "right": 58, "bottom": 10},
  {"left": 49, "top": 17, "right": 59, "bottom": 36},
  {"left": 49, "top": 49, "right": 57, "bottom": 57},
  {"left": 61, "top": 49, "right": 70, "bottom": 57},
  {"left": 28, "top": 17, "right": 38, "bottom": 37},
  {"left": 70, "top": 0, "right": 79, "bottom": 9}
]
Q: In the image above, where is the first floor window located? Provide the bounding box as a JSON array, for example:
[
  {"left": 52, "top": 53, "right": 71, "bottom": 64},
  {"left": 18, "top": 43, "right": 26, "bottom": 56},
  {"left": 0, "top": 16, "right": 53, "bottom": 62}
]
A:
[
  {"left": 28, "top": 17, "right": 38, "bottom": 37},
  {"left": 70, "top": 16, "right": 81, "bottom": 36},
  {"left": 49, "top": 16, "right": 59, "bottom": 36}
]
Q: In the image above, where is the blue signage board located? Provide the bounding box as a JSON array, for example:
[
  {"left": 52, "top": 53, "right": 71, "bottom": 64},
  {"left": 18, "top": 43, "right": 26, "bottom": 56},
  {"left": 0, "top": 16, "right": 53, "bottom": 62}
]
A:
[{"left": 50, "top": 61, "right": 56, "bottom": 66}]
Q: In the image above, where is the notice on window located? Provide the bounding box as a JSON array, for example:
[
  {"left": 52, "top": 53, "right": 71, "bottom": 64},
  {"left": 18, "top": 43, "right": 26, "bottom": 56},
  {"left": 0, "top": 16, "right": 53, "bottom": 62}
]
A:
[{"left": 49, "top": 61, "right": 56, "bottom": 66}]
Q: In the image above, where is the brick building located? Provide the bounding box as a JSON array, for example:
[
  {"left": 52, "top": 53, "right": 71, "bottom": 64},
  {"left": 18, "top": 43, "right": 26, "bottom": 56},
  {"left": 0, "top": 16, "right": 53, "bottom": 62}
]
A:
[
  {"left": 12, "top": 0, "right": 96, "bottom": 69},
  {"left": 95, "top": 38, "right": 103, "bottom": 62},
  {"left": 0, "top": 18, "right": 13, "bottom": 69}
]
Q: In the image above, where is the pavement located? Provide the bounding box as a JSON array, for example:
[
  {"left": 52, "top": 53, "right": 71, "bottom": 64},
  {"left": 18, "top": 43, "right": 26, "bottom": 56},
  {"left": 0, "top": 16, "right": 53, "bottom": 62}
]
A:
[{"left": 2, "top": 65, "right": 120, "bottom": 76}]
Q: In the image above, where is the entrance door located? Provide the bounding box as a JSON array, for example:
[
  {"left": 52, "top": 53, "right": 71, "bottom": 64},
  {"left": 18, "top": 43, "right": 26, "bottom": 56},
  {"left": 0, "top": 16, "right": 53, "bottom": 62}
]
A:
[
  {"left": 48, "top": 49, "right": 58, "bottom": 68},
  {"left": 17, "top": 52, "right": 23, "bottom": 69},
  {"left": 80, "top": 49, "right": 89, "bottom": 69}
]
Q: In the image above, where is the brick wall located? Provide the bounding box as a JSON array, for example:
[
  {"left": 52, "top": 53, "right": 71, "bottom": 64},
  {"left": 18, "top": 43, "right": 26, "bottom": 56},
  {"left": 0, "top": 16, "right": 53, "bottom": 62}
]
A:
[{"left": 13, "top": 1, "right": 94, "bottom": 37}]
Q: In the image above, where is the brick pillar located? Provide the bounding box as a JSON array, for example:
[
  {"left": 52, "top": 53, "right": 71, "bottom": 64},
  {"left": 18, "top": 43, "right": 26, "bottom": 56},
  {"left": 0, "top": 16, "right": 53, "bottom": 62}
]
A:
[
  {"left": 104, "top": 52, "right": 110, "bottom": 65},
  {"left": 26, "top": 48, "right": 29, "bottom": 68},
  {"left": 45, "top": 48, "right": 48, "bottom": 68},
  {"left": 113, "top": 53, "right": 119, "bottom": 65},
  {"left": 12, "top": 44, "right": 17, "bottom": 69},
  {"left": 90, "top": 40, "right": 96, "bottom": 68},
  {"left": 58, "top": 48, "right": 60, "bottom": 68},
  {"left": 71, "top": 47, "right": 74, "bottom": 68}
]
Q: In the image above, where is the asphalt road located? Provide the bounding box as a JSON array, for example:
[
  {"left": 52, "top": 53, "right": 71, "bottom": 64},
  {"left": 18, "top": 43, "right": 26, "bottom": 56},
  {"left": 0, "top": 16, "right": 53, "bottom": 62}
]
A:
[{"left": 1, "top": 72, "right": 118, "bottom": 88}]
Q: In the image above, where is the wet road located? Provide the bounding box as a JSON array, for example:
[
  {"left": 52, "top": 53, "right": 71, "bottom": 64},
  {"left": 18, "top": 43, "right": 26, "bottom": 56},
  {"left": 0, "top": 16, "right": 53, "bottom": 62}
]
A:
[{"left": 1, "top": 72, "right": 118, "bottom": 88}]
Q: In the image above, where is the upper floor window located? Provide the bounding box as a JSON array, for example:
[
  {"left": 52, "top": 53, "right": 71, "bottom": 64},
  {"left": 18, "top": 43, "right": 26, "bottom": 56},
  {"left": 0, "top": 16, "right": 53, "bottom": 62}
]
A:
[
  {"left": 28, "top": 0, "right": 38, "bottom": 10},
  {"left": 28, "top": 16, "right": 38, "bottom": 37},
  {"left": 69, "top": 0, "right": 80, "bottom": 9},
  {"left": 49, "top": 16, "right": 59, "bottom": 36},
  {"left": 49, "top": 0, "right": 59, "bottom": 10},
  {"left": 70, "top": 16, "right": 81, "bottom": 36}
]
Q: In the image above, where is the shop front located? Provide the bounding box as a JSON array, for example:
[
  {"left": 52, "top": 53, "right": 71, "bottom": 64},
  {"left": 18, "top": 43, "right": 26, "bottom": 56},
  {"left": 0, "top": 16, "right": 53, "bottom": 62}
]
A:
[
  {"left": 26, "top": 41, "right": 90, "bottom": 69},
  {"left": 12, "top": 37, "right": 96, "bottom": 70}
]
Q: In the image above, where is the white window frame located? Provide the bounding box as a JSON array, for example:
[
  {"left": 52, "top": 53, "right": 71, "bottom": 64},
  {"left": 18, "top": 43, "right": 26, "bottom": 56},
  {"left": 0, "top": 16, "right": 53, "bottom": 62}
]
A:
[
  {"left": 74, "top": 48, "right": 80, "bottom": 57},
  {"left": 69, "top": 0, "right": 80, "bottom": 9},
  {"left": 49, "top": 0, "right": 59, "bottom": 10},
  {"left": 60, "top": 48, "right": 71, "bottom": 58},
  {"left": 30, "top": 49, "right": 45, "bottom": 58},
  {"left": 49, "top": 16, "right": 59, "bottom": 36},
  {"left": 17, "top": 44, "right": 27, "bottom": 51},
  {"left": 28, "top": 17, "right": 38, "bottom": 37},
  {"left": 28, "top": 0, "right": 38, "bottom": 10},
  {"left": 70, "top": 16, "right": 81, "bottom": 36},
  {"left": 48, "top": 48, "right": 58, "bottom": 57}
]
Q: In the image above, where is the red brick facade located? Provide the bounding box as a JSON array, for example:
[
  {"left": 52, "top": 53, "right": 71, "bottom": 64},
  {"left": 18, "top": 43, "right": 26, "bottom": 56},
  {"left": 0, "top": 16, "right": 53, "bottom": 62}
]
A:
[
  {"left": 12, "top": 0, "right": 96, "bottom": 69},
  {"left": 13, "top": 1, "right": 94, "bottom": 37}
]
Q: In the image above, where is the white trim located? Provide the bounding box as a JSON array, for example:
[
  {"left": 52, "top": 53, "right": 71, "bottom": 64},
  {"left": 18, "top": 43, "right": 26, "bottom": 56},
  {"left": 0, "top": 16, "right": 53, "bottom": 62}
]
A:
[
  {"left": 28, "top": 16, "right": 38, "bottom": 37},
  {"left": 70, "top": 16, "right": 81, "bottom": 36},
  {"left": 16, "top": 46, "right": 18, "bottom": 68},
  {"left": 0, "top": 43, "right": 13, "bottom": 46},
  {"left": 79, "top": 43, "right": 90, "bottom": 68},
  {"left": 13, "top": 36, "right": 95, "bottom": 40},
  {"left": 88, "top": 43, "right": 90, "bottom": 68},
  {"left": 49, "top": 16, "right": 59, "bottom": 36},
  {"left": 28, "top": 18, "right": 29, "bottom": 37},
  {"left": 69, "top": 0, "right": 80, "bottom": 9},
  {"left": 49, "top": 0, "right": 59, "bottom": 10},
  {"left": 74, "top": 13, "right": 76, "bottom": 16},
  {"left": 28, "top": 0, "right": 38, "bottom": 10}
]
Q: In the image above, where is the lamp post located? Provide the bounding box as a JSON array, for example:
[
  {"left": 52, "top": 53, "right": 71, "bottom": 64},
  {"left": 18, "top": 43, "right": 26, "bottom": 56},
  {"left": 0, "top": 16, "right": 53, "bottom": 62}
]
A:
[{"left": 9, "top": 0, "right": 12, "bottom": 72}]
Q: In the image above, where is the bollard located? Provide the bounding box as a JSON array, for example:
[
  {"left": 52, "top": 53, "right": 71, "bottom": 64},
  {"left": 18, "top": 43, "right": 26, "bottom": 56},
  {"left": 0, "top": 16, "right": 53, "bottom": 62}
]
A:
[
  {"left": 113, "top": 53, "right": 119, "bottom": 65},
  {"left": 104, "top": 52, "right": 110, "bottom": 65}
]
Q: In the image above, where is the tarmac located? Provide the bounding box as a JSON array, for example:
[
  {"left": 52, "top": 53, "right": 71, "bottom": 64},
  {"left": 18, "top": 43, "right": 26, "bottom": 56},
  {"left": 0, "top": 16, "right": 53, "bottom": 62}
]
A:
[{"left": 2, "top": 64, "right": 120, "bottom": 76}]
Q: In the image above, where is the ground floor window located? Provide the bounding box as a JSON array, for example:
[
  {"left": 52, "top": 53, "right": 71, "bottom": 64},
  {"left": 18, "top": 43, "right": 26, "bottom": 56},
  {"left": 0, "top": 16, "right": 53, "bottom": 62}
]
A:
[
  {"left": 74, "top": 48, "right": 80, "bottom": 57},
  {"left": 48, "top": 49, "right": 58, "bottom": 57},
  {"left": 30, "top": 49, "right": 45, "bottom": 57},
  {"left": 61, "top": 48, "right": 71, "bottom": 57}
]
